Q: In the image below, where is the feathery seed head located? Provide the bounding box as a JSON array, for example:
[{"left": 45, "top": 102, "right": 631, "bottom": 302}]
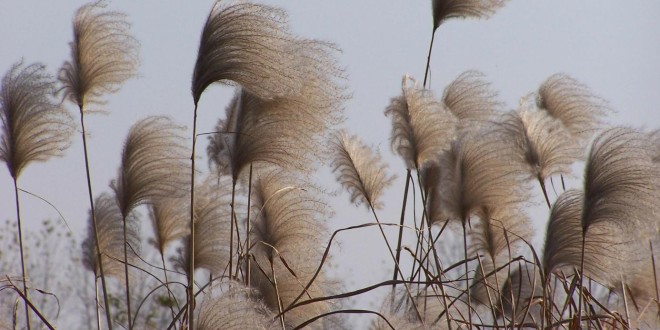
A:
[
  {"left": 58, "top": 1, "right": 139, "bottom": 108},
  {"left": 442, "top": 70, "right": 501, "bottom": 131},
  {"left": 385, "top": 75, "right": 456, "bottom": 170},
  {"left": 332, "top": 130, "right": 396, "bottom": 210},
  {"left": 432, "top": 0, "right": 507, "bottom": 31},
  {"left": 111, "top": 116, "right": 189, "bottom": 218},
  {"left": 0, "top": 61, "right": 74, "bottom": 179}
]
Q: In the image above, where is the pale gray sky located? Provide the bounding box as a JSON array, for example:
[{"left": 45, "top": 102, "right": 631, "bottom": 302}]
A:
[{"left": 1, "top": 0, "right": 660, "bottom": 327}]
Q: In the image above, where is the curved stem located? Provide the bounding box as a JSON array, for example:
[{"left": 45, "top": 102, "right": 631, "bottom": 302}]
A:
[
  {"left": 79, "top": 108, "right": 113, "bottom": 330},
  {"left": 12, "top": 178, "right": 30, "bottom": 330}
]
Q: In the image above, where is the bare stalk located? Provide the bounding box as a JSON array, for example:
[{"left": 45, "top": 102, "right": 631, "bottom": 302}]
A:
[
  {"left": 392, "top": 170, "right": 411, "bottom": 286},
  {"left": 246, "top": 164, "right": 253, "bottom": 287},
  {"left": 79, "top": 109, "right": 113, "bottom": 330},
  {"left": 188, "top": 103, "right": 199, "bottom": 330},
  {"left": 461, "top": 221, "right": 473, "bottom": 326},
  {"left": 122, "top": 215, "right": 133, "bottom": 330},
  {"left": 160, "top": 253, "right": 177, "bottom": 323},
  {"left": 12, "top": 178, "right": 30, "bottom": 330}
]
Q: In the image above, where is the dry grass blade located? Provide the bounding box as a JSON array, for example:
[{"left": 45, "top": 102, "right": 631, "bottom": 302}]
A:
[
  {"left": 192, "top": 1, "right": 303, "bottom": 103},
  {"left": 497, "top": 108, "right": 581, "bottom": 182},
  {"left": 81, "top": 193, "right": 139, "bottom": 281},
  {"left": 174, "top": 177, "right": 236, "bottom": 275},
  {"left": 432, "top": 0, "right": 507, "bottom": 31},
  {"left": 58, "top": 1, "right": 138, "bottom": 108},
  {"left": 332, "top": 130, "right": 396, "bottom": 210},
  {"left": 0, "top": 61, "right": 73, "bottom": 179},
  {"left": 442, "top": 71, "right": 501, "bottom": 130},
  {"left": 196, "top": 282, "right": 274, "bottom": 330},
  {"left": 385, "top": 75, "right": 456, "bottom": 170},
  {"left": 250, "top": 172, "right": 342, "bottom": 329},
  {"left": 536, "top": 74, "right": 608, "bottom": 146},
  {"left": 111, "top": 116, "right": 189, "bottom": 217}
]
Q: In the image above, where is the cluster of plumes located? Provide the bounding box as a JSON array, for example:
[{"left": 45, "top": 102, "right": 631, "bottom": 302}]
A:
[
  {"left": 0, "top": 61, "right": 73, "bottom": 179},
  {"left": 58, "top": 1, "right": 139, "bottom": 109},
  {"left": 543, "top": 128, "right": 660, "bottom": 308},
  {"left": 193, "top": 1, "right": 348, "bottom": 328},
  {"left": 372, "top": 69, "right": 631, "bottom": 325},
  {"left": 249, "top": 173, "right": 343, "bottom": 329},
  {"left": 195, "top": 282, "right": 275, "bottom": 330},
  {"left": 431, "top": 0, "right": 507, "bottom": 31},
  {"left": 82, "top": 193, "right": 140, "bottom": 281},
  {"left": 203, "top": 5, "right": 346, "bottom": 181}
]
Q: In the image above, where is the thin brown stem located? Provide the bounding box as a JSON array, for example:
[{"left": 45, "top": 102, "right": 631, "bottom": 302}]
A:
[
  {"left": 79, "top": 108, "right": 113, "bottom": 330},
  {"left": 12, "top": 178, "right": 30, "bottom": 330},
  {"left": 392, "top": 170, "right": 411, "bottom": 285},
  {"left": 188, "top": 102, "right": 199, "bottom": 330},
  {"left": 246, "top": 164, "right": 253, "bottom": 287},
  {"left": 122, "top": 215, "right": 132, "bottom": 330}
]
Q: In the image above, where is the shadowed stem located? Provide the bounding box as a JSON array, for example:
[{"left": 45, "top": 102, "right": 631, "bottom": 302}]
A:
[
  {"left": 577, "top": 234, "right": 586, "bottom": 328},
  {"left": 246, "top": 164, "right": 253, "bottom": 287},
  {"left": 188, "top": 103, "right": 199, "bottom": 330},
  {"left": 160, "top": 253, "right": 177, "bottom": 323},
  {"left": 79, "top": 108, "right": 113, "bottom": 330},
  {"left": 12, "top": 178, "right": 30, "bottom": 330},
  {"left": 461, "top": 221, "right": 473, "bottom": 327},
  {"left": 230, "top": 180, "right": 237, "bottom": 280},
  {"left": 122, "top": 215, "right": 133, "bottom": 330},
  {"left": 392, "top": 170, "right": 411, "bottom": 286},
  {"left": 423, "top": 31, "right": 436, "bottom": 87}
]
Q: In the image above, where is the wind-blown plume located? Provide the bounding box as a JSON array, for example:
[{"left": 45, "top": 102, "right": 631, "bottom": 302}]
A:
[
  {"left": 583, "top": 127, "right": 660, "bottom": 236},
  {"left": 82, "top": 193, "right": 139, "bottom": 281},
  {"left": 440, "top": 129, "right": 526, "bottom": 225},
  {"left": 497, "top": 108, "right": 581, "bottom": 182},
  {"left": 249, "top": 172, "right": 341, "bottom": 329},
  {"left": 58, "top": 1, "right": 138, "bottom": 108},
  {"left": 332, "top": 131, "right": 396, "bottom": 210},
  {"left": 111, "top": 116, "right": 189, "bottom": 217},
  {"left": 1, "top": 61, "right": 73, "bottom": 179},
  {"left": 442, "top": 71, "right": 501, "bottom": 130},
  {"left": 469, "top": 206, "right": 532, "bottom": 306},
  {"left": 196, "top": 282, "right": 274, "bottom": 330},
  {"left": 192, "top": 1, "right": 304, "bottom": 103},
  {"left": 385, "top": 75, "right": 456, "bottom": 170},
  {"left": 432, "top": 0, "right": 507, "bottom": 31},
  {"left": 148, "top": 197, "right": 189, "bottom": 255},
  {"left": 175, "top": 177, "right": 236, "bottom": 275},
  {"left": 536, "top": 74, "right": 607, "bottom": 146}
]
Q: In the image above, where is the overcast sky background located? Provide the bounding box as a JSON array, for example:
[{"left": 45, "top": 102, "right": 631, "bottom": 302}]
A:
[{"left": 2, "top": 0, "right": 660, "bottom": 327}]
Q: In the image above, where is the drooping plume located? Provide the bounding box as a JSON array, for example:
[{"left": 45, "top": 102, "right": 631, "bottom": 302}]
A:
[
  {"left": 432, "top": 0, "right": 507, "bottom": 31},
  {"left": 440, "top": 129, "right": 526, "bottom": 225},
  {"left": 196, "top": 282, "right": 274, "bottom": 330},
  {"left": 0, "top": 61, "right": 74, "bottom": 179},
  {"left": 442, "top": 71, "right": 501, "bottom": 130},
  {"left": 58, "top": 1, "right": 138, "bottom": 108},
  {"left": 249, "top": 172, "right": 341, "bottom": 329},
  {"left": 148, "top": 196, "right": 189, "bottom": 255},
  {"left": 175, "top": 177, "right": 236, "bottom": 275},
  {"left": 582, "top": 127, "right": 660, "bottom": 235},
  {"left": 192, "top": 1, "right": 305, "bottom": 103},
  {"left": 497, "top": 107, "right": 581, "bottom": 182},
  {"left": 385, "top": 75, "right": 456, "bottom": 170},
  {"left": 536, "top": 74, "right": 608, "bottom": 146},
  {"left": 332, "top": 130, "right": 396, "bottom": 210},
  {"left": 111, "top": 116, "right": 189, "bottom": 218},
  {"left": 81, "top": 193, "right": 140, "bottom": 281}
]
